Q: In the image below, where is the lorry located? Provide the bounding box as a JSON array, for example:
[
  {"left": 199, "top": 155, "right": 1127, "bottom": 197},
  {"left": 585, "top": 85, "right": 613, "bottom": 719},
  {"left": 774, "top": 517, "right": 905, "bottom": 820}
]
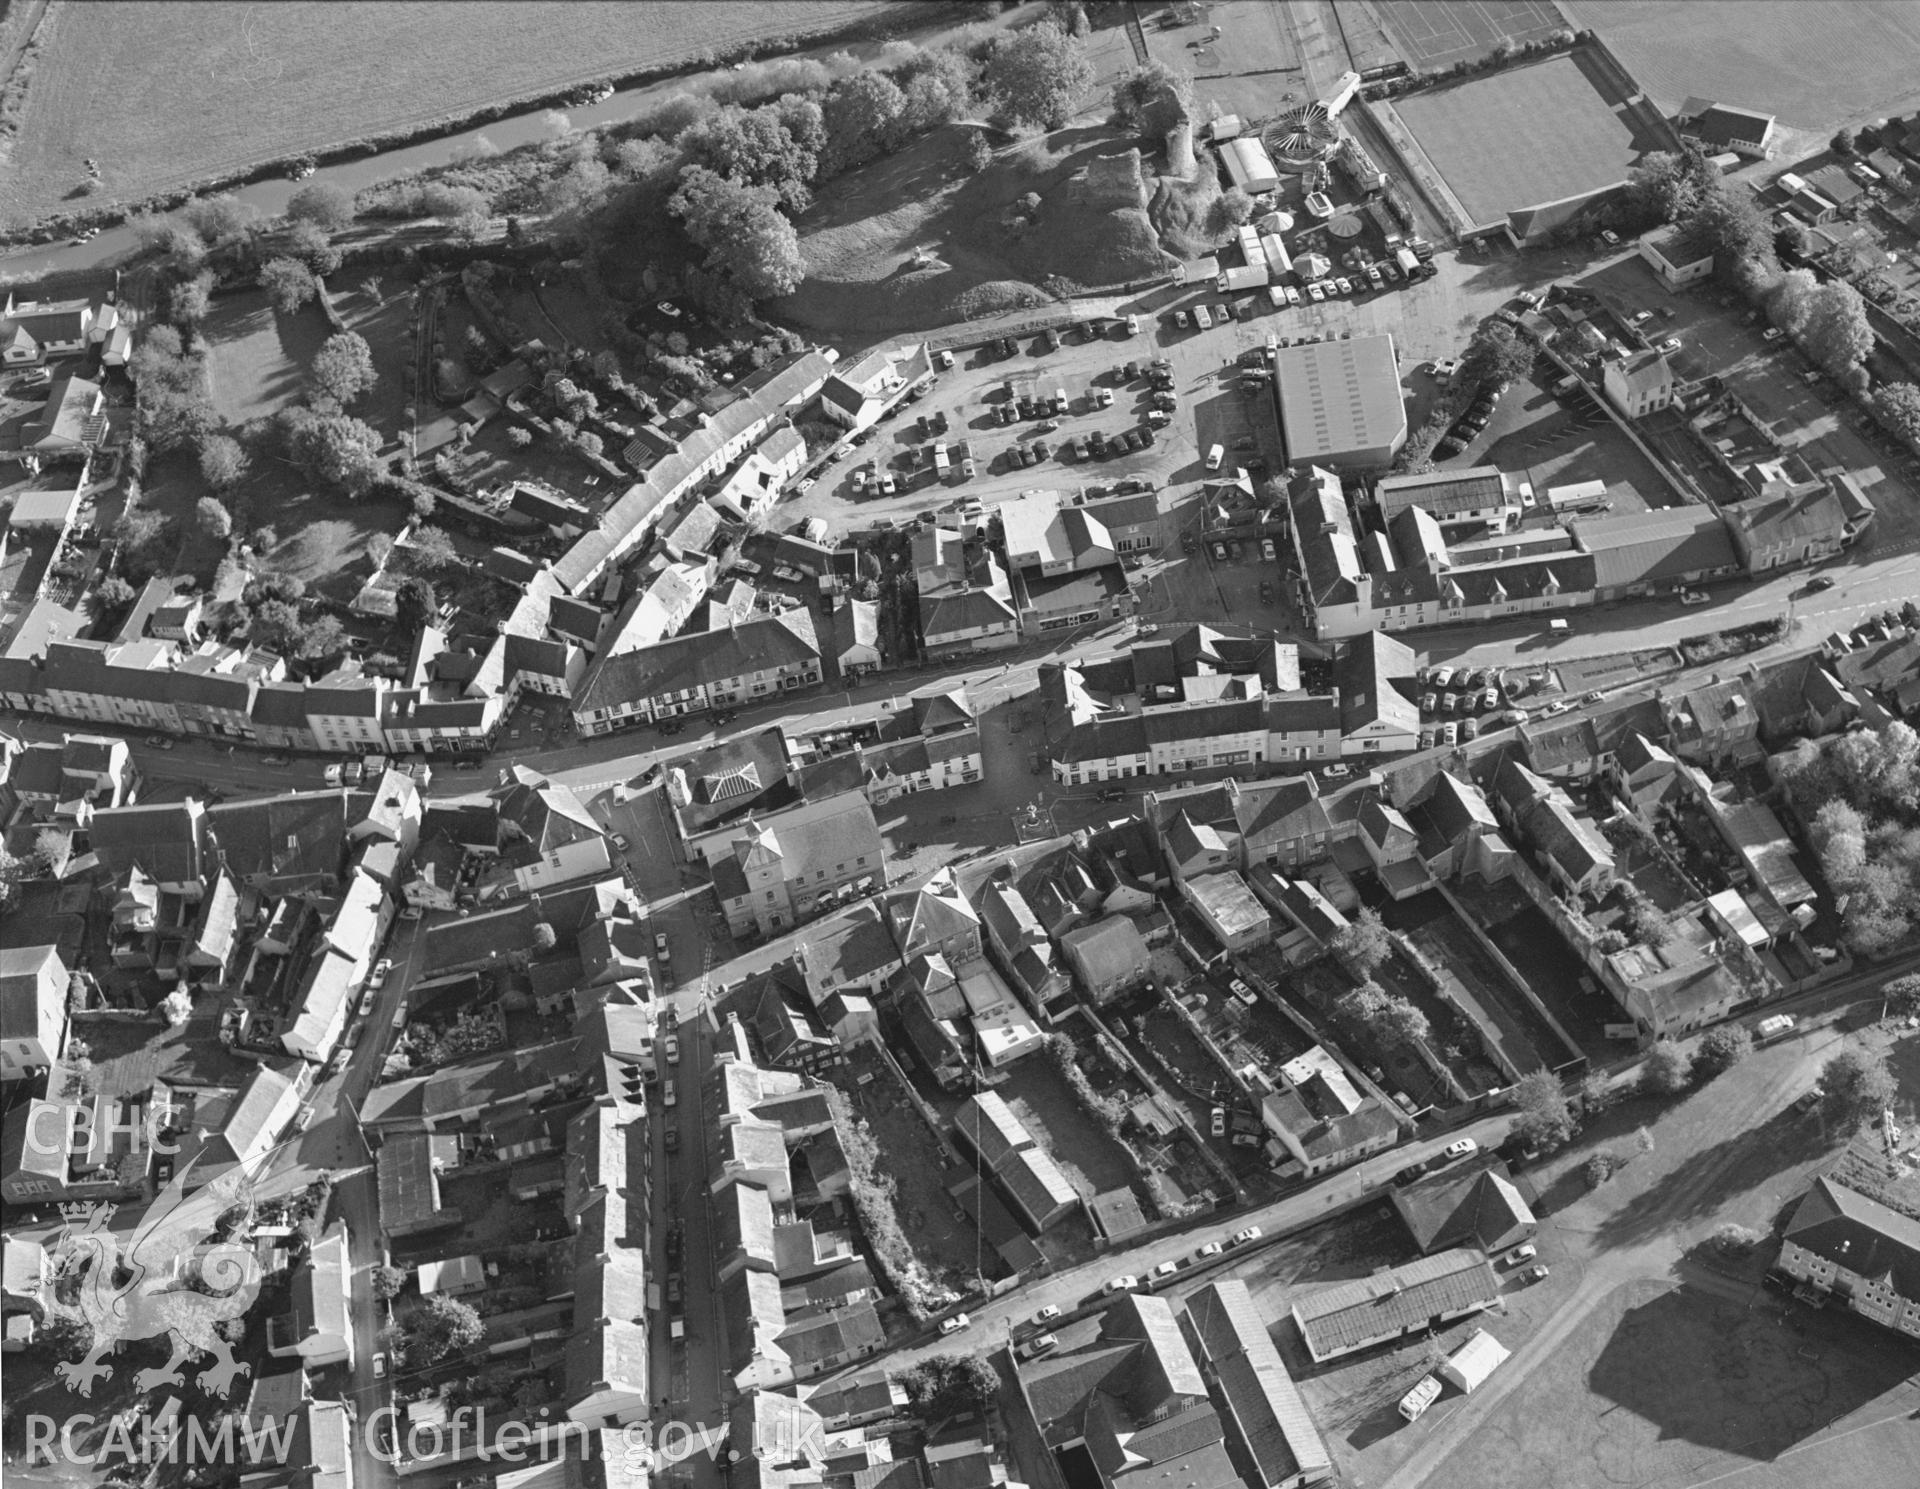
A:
[{"left": 1216, "top": 264, "right": 1269, "bottom": 293}]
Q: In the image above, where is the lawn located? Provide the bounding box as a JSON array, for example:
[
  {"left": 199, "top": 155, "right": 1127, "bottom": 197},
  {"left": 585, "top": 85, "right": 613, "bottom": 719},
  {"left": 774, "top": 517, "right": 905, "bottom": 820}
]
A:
[
  {"left": 1394, "top": 52, "right": 1662, "bottom": 228},
  {"left": 141, "top": 447, "right": 404, "bottom": 603},
  {"left": 1375, "top": 0, "right": 1569, "bottom": 69},
  {"left": 0, "top": 0, "right": 904, "bottom": 228},
  {"left": 1588, "top": 0, "right": 1920, "bottom": 130},
  {"left": 1420, "top": 1280, "right": 1920, "bottom": 1489},
  {"left": 780, "top": 122, "right": 1178, "bottom": 337},
  {"left": 202, "top": 289, "right": 330, "bottom": 429}
]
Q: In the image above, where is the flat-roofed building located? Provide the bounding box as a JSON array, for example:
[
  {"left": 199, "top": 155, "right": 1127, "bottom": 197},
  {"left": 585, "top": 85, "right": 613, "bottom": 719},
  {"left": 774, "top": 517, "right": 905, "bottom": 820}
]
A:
[{"left": 1271, "top": 335, "right": 1406, "bottom": 470}]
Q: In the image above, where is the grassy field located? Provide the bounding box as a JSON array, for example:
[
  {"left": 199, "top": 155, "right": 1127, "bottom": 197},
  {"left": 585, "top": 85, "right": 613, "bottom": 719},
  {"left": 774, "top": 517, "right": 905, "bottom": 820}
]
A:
[
  {"left": 1376, "top": 0, "right": 1569, "bottom": 69},
  {"left": 1395, "top": 52, "right": 1658, "bottom": 227},
  {"left": 781, "top": 123, "right": 1178, "bottom": 336},
  {"left": 1422, "top": 1280, "right": 1920, "bottom": 1489},
  {"left": 1580, "top": 0, "right": 1920, "bottom": 129},
  {"left": 202, "top": 288, "right": 330, "bottom": 429},
  {"left": 0, "top": 0, "right": 901, "bottom": 228}
]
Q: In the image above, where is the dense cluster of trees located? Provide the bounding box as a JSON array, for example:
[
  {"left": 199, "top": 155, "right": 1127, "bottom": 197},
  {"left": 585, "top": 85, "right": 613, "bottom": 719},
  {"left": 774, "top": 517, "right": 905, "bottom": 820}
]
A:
[
  {"left": 274, "top": 403, "right": 384, "bottom": 496},
  {"left": 901, "top": 1354, "right": 999, "bottom": 1423},
  {"left": 1819, "top": 1048, "right": 1896, "bottom": 1131},
  {"left": 130, "top": 325, "right": 215, "bottom": 452},
  {"left": 1332, "top": 980, "right": 1430, "bottom": 1054},
  {"left": 1110, "top": 60, "right": 1193, "bottom": 138},
  {"left": 1511, "top": 1069, "right": 1577, "bottom": 1154},
  {"left": 310, "top": 331, "right": 379, "bottom": 406},
  {"left": 400, "top": 1294, "right": 485, "bottom": 1367},
  {"left": 228, "top": 572, "right": 345, "bottom": 669},
  {"left": 1330, "top": 906, "right": 1391, "bottom": 976},
  {"left": 1778, "top": 722, "right": 1920, "bottom": 954}
]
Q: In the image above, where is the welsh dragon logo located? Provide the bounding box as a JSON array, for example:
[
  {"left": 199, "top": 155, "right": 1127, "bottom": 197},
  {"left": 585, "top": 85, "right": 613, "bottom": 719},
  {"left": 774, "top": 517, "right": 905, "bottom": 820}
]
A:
[{"left": 51, "top": 1155, "right": 265, "bottom": 1401}]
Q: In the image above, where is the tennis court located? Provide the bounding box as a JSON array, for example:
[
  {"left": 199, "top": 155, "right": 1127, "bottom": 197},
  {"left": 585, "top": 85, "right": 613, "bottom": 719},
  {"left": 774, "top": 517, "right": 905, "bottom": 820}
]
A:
[{"left": 1376, "top": 0, "right": 1569, "bottom": 69}]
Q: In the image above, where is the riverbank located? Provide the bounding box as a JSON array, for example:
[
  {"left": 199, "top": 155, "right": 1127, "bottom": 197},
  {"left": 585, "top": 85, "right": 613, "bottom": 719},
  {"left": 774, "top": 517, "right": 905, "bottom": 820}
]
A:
[{"left": 0, "top": 0, "right": 942, "bottom": 244}]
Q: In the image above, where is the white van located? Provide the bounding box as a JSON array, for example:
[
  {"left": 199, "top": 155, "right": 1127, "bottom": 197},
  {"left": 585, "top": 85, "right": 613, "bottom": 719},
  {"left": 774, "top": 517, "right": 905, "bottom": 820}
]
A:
[
  {"left": 1757, "top": 1015, "right": 1797, "bottom": 1042},
  {"left": 1194, "top": 304, "right": 1212, "bottom": 330},
  {"left": 1205, "top": 443, "right": 1225, "bottom": 472},
  {"left": 1399, "top": 1375, "right": 1442, "bottom": 1422},
  {"left": 663, "top": 1079, "right": 678, "bottom": 1107}
]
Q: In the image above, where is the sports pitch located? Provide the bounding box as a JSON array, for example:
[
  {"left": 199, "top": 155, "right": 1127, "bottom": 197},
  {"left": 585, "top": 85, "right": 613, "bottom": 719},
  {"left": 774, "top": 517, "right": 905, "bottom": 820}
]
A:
[
  {"left": 1375, "top": 0, "right": 1568, "bottom": 69},
  {"left": 1392, "top": 53, "right": 1655, "bottom": 229}
]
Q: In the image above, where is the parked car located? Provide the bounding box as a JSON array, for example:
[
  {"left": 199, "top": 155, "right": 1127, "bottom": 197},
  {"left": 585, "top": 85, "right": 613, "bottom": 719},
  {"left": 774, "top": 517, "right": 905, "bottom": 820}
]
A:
[
  {"left": 1150, "top": 1260, "right": 1179, "bottom": 1281},
  {"left": 1505, "top": 1244, "right": 1538, "bottom": 1267},
  {"left": 655, "top": 932, "right": 672, "bottom": 962},
  {"left": 1392, "top": 1164, "right": 1426, "bottom": 1187},
  {"left": 939, "top": 1313, "right": 971, "bottom": 1336},
  {"left": 1657, "top": 337, "right": 1682, "bottom": 355},
  {"left": 1194, "top": 1241, "right": 1224, "bottom": 1259},
  {"left": 1804, "top": 575, "right": 1835, "bottom": 593},
  {"left": 368, "top": 958, "right": 392, "bottom": 991},
  {"left": 143, "top": 733, "right": 174, "bottom": 750},
  {"left": 1230, "top": 1226, "right": 1263, "bottom": 1246},
  {"left": 1444, "top": 1138, "right": 1479, "bottom": 1160},
  {"left": 1228, "top": 977, "right": 1257, "bottom": 1006},
  {"left": 1020, "top": 1333, "right": 1060, "bottom": 1360},
  {"left": 1523, "top": 1264, "right": 1551, "bottom": 1284},
  {"left": 1105, "top": 1275, "right": 1141, "bottom": 1294},
  {"left": 1210, "top": 1106, "right": 1227, "bottom": 1137},
  {"left": 1031, "top": 1304, "right": 1063, "bottom": 1327},
  {"left": 665, "top": 1036, "right": 681, "bottom": 1065}
]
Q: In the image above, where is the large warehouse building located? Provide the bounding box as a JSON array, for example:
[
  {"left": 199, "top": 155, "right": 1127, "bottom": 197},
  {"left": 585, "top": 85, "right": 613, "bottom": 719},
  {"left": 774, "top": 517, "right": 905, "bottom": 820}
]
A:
[{"left": 1271, "top": 333, "right": 1407, "bottom": 470}]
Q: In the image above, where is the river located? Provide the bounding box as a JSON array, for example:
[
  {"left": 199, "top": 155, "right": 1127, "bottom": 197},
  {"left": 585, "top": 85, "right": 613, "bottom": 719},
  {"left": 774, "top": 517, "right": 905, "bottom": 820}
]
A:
[{"left": 0, "top": 17, "right": 941, "bottom": 283}]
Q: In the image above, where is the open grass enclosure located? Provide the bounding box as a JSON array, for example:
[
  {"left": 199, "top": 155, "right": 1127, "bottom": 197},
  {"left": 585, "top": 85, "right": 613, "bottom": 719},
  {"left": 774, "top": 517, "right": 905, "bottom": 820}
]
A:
[
  {"left": 780, "top": 123, "right": 1179, "bottom": 336},
  {"left": 1585, "top": 0, "right": 1920, "bottom": 130},
  {"left": 1393, "top": 52, "right": 1659, "bottom": 229},
  {"left": 0, "top": 0, "right": 899, "bottom": 228}
]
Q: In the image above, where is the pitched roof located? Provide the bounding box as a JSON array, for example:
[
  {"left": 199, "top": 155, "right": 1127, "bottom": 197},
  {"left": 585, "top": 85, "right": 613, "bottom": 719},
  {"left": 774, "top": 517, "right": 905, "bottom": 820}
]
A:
[
  {"left": 1290, "top": 1249, "right": 1500, "bottom": 1358},
  {"left": 1390, "top": 1163, "right": 1535, "bottom": 1254},
  {"left": 1784, "top": 1176, "right": 1920, "bottom": 1301},
  {"left": 1182, "top": 1281, "right": 1332, "bottom": 1487},
  {"left": 574, "top": 607, "right": 818, "bottom": 713},
  {"left": 553, "top": 351, "right": 832, "bottom": 592}
]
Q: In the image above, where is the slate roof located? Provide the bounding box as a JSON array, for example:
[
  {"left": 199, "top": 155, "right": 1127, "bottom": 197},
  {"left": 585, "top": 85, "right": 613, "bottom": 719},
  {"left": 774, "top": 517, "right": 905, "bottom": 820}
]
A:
[
  {"left": 553, "top": 351, "right": 832, "bottom": 592},
  {"left": 1390, "top": 1163, "right": 1536, "bottom": 1254},
  {"left": 1784, "top": 1176, "right": 1920, "bottom": 1301},
  {"left": 1182, "top": 1280, "right": 1331, "bottom": 1487},
  {"left": 574, "top": 608, "right": 818, "bottom": 713},
  {"left": 1290, "top": 1248, "right": 1500, "bottom": 1358}
]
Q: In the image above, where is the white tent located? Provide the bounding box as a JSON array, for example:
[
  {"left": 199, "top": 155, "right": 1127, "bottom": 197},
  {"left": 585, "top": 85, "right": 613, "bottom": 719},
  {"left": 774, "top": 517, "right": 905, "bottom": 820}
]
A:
[{"left": 1438, "top": 1328, "right": 1510, "bottom": 1394}]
